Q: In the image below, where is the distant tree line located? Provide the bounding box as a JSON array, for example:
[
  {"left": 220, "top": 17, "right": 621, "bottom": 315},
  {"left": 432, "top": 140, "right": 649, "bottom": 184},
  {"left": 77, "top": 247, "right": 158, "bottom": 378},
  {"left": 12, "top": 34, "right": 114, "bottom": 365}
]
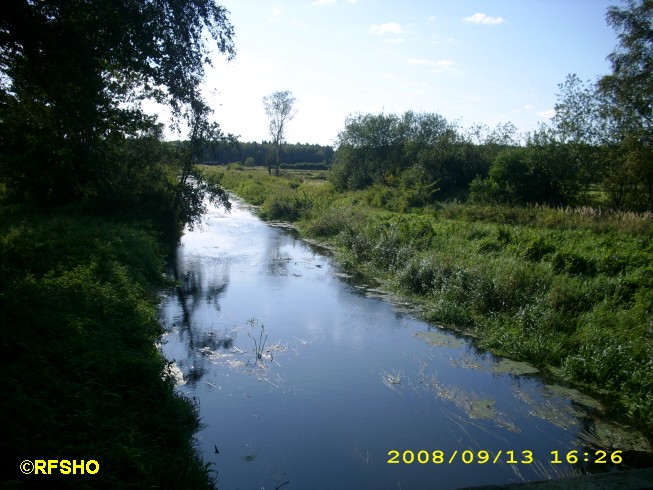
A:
[{"left": 201, "top": 141, "right": 334, "bottom": 168}]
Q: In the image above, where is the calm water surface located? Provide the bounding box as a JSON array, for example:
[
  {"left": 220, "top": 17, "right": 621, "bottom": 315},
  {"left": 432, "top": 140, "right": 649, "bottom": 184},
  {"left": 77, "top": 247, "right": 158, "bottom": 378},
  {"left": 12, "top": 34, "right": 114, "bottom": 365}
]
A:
[{"left": 159, "top": 198, "right": 637, "bottom": 490}]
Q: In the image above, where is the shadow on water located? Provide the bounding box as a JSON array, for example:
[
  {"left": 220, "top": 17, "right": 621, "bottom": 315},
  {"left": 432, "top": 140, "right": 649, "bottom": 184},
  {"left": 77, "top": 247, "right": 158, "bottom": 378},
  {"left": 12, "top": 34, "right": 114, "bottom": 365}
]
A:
[{"left": 159, "top": 199, "right": 653, "bottom": 490}]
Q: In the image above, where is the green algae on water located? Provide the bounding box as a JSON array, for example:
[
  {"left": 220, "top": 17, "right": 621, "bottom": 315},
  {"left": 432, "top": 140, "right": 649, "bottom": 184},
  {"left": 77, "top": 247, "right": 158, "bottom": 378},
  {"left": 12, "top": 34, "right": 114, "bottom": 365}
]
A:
[{"left": 415, "top": 331, "right": 465, "bottom": 349}]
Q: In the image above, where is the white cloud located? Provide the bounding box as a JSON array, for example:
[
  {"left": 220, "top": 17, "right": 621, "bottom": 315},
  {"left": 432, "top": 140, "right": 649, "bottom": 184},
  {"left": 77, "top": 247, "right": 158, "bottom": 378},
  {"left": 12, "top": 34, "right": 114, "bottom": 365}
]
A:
[
  {"left": 537, "top": 109, "right": 556, "bottom": 119},
  {"left": 312, "top": 0, "right": 336, "bottom": 5},
  {"left": 463, "top": 13, "right": 504, "bottom": 25},
  {"left": 407, "top": 58, "right": 431, "bottom": 65},
  {"left": 370, "top": 23, "right": 403, "bottom": 35},
  {"left": 384, "top": 37, "right": 404, "bottom": 44}
]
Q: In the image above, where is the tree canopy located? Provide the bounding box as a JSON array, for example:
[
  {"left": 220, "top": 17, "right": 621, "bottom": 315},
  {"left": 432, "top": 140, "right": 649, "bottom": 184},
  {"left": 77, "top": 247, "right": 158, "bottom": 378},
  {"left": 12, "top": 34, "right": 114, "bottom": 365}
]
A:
[
  {"left": 0, "top": 0, "right": 235, "bottom": 229},
  {"left": 550, "top": 0, "right": 653, "bottom": 210},
  {"left": 330, "top": 111, "right": 517, "bottom": 203}
]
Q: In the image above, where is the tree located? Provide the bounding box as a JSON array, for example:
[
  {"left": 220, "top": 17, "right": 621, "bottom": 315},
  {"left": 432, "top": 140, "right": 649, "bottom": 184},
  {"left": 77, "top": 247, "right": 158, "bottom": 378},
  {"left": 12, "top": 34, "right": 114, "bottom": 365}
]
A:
[
  {"left": 470, "top": 127, "right": 582, "bottom": 206},
  {"left": 599, "top": 0, "right": 653, "bottom": 140},
  {"left": 262, "top": 90, "right": 297, "bottom": 175},
  {"left": 548, "top": 1, "right": 653, "bottom": 210},
  {"left": 598, "top": 0, "right": 653, "bottom": 210},
  {"left": 330, "top": 110, "right": 493, "bottom": 198},
  {"left": 0, "top": 0, "right": 235, "bottom": 227}
]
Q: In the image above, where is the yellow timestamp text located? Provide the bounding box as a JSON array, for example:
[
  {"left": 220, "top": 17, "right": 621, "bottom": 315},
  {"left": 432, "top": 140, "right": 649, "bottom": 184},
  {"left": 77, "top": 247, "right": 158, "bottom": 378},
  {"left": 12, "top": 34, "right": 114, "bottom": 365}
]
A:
[{"left": 387, "top": 450, "right": 624, "bottom": 465}]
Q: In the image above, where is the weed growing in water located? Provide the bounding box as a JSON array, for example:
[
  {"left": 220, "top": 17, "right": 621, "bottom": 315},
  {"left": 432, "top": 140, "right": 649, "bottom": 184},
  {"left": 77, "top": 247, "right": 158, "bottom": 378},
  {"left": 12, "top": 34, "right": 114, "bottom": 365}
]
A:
[{"left": 247, "top": 318, "right": 268, "bottom": 365}]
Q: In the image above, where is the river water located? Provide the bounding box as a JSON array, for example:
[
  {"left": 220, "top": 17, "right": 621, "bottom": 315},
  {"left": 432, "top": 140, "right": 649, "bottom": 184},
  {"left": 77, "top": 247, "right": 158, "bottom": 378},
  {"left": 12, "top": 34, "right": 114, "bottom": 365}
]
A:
[{"left": 159, "top": 198, "right": 645, "bottom": 490}]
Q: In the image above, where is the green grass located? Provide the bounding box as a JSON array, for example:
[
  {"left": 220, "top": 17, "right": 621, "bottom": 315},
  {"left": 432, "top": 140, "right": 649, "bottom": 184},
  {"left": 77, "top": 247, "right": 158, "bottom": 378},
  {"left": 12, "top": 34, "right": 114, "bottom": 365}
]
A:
[
  {"left": 205, "top": 165, "right": 653, "bottom": 442},
  {"left": 0, "top": 208, "right": 215, "bottom": 489}
]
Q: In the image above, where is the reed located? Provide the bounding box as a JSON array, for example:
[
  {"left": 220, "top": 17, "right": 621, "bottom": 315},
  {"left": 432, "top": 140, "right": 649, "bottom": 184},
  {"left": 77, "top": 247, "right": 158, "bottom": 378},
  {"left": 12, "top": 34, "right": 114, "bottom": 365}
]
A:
[{"left": 247, "top": 318, "right": 268, "bottom": 365}]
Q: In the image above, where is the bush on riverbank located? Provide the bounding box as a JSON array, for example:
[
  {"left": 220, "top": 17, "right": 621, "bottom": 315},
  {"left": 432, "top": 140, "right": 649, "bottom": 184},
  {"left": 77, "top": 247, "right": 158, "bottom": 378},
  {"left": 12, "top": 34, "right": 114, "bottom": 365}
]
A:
[
  {"left": 0, "top": 208, "right": 215, "bottom": 488},
  {"left": 205, "top": 166, "right": 653, "bottom": 441}
]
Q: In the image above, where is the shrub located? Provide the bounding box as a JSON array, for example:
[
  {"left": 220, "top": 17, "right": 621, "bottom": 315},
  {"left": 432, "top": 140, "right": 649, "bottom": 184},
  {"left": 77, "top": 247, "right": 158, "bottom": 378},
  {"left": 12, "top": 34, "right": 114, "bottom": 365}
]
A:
[
  {"left": 522, "top": 235, "right": 556, "bottom": 261},
  {"left": 551, "top": 251, "right": 596, "bottom": 276}
]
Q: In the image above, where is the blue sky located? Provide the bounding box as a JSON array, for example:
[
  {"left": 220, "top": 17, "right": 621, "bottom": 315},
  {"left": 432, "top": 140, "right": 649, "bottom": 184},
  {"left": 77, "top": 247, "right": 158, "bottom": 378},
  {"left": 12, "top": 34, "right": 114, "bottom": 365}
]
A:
[{"left": 181, "top": 0, "right": 620, "bottom": 145}]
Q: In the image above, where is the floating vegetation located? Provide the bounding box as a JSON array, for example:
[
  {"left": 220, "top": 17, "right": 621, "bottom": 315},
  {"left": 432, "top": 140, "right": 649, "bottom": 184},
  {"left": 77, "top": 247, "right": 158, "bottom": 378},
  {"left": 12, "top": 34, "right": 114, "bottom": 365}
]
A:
[
  {"left": 578, "top": 418, "right": 652, "bottom": 453},
  {"left": 450, "top": 354, "right": 483, "bottom": 370},
  {"left": 543, "top": 384, "right": 603, "bottom": 411},
  {"left": 364, "top": 287, "right": 389, "bottom": 299},
  {"left": 332, "top": 271, "right": 353, "bottom": 279},
  {"left": 418, "top": 370, "right": 520, "bottom": 432},
  {"left": 415, "top": 330, "right": 465, "bottom": 349},
  {"left": 491, "top": 358, "right": 540, "bottom": 376},
  {"left": 512, "top": 387, "right": 580, "bottom": 431},
  {"left": 467, "top": 399, "right": 497, "bottom": 420},
  {"left": 511, "top": 384, "right": 646, "bottom": 448},
  {"left": 533, "top": 401, "right": 580, "bottom": 431},
  {"left": 381, "top": 369, "right": 403, "bottom": 392},
  {"left": 225, "top": 359, "right": 245, "bottom": 369},
  {"left": 189, "top": 319, "right": 290, "bottom": 391}
]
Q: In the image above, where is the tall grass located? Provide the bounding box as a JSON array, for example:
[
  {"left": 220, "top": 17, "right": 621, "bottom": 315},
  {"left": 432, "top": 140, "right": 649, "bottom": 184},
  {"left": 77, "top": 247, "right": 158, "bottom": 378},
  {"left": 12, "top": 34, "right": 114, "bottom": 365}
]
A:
[{"left": 211, "top": 166, "right": 653, "bottom": 442}]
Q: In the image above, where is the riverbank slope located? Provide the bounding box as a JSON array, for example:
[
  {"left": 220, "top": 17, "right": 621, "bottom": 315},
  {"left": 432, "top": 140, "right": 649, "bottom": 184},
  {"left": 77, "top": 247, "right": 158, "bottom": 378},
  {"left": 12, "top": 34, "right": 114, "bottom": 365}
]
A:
[{"left": 0, "top": 206, "right": 215, "bottom": 488}]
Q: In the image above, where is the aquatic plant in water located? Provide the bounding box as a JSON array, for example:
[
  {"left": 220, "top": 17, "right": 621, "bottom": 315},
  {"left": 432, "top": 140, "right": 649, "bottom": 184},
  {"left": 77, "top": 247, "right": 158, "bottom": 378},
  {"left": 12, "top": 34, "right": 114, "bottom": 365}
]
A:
[{"left": 247, "top": 318, "right": 268, "bottom": 365}]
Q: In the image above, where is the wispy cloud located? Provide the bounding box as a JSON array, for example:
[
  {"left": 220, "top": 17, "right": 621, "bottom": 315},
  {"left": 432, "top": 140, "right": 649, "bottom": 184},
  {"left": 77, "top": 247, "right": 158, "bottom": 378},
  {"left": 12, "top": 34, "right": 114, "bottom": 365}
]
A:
[
  {"left": 463, "top": 13, "right": 504, "bottom": 25},
  {"left": 312, "top": 0, "right": 336, "bottom": 5},
  {"left": 370, "top": 23, "right": 403, "bottom": 35},
  {"left": 431, "top": 34, "right": 454, "bottom": 45},
  {"left": 537, "top": 109, "right": 556, "bottom": 119}
]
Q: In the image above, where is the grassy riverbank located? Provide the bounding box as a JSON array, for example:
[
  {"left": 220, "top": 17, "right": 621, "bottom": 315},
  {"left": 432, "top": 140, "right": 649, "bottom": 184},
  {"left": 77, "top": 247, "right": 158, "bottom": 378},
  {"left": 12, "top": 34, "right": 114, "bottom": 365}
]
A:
[
  {"left": 206, "top": 165, "right": 653, "bottom": 443},
  {"left": 0, "top": 206, "right": 214, "bottom": 488}
]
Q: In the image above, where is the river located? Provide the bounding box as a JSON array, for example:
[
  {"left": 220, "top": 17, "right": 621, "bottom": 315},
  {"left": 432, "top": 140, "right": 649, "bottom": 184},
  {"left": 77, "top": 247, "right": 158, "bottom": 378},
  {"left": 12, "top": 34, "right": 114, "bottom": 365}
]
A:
[{"left": 159, "top": 197, "right": 647, "bottom": 490}]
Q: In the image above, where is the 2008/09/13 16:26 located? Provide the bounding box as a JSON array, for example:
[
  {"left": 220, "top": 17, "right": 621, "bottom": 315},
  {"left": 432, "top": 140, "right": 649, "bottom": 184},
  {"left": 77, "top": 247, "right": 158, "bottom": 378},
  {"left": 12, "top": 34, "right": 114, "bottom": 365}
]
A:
[{"left": 387, "top": 450, "right": 623, "bottom": 465}]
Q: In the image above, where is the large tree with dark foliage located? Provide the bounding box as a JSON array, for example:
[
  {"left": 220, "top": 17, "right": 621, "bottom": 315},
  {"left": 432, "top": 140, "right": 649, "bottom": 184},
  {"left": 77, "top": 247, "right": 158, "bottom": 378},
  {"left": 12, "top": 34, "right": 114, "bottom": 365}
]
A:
[{"left": 0, "top": 0, "right": 235, "bottom": 230}]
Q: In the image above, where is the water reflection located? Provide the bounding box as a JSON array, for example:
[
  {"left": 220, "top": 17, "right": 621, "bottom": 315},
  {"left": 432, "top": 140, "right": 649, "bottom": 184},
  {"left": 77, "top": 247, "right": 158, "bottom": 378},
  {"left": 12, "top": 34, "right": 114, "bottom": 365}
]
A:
[{"left": 159, "top": 199, "right": 651, "bottom": 490}]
